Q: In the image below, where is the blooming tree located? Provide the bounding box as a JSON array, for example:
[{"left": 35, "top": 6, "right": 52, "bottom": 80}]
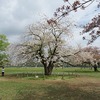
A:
[
  {"left": 83, "top": 46, "right": 100, "bottom": 71},
  {"left": 8, "top": 21, "right": 76, "bottom": 75},
  {"left": 47, "top": 0, "right": 100, "bottom": 45},
  {"left": 61, "top": 46, "right": 94, "bottom": 68}
]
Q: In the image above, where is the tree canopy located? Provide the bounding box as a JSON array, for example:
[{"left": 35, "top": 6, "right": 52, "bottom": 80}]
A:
[
  {"left": 8, "top": 21, "right": 81, "bottom": 75},
  {"left": 47, "top": 0, "right": 100, "bottom": 45},
  {"left": 0, "top": 34, "right": 9, "bottom": 66}
]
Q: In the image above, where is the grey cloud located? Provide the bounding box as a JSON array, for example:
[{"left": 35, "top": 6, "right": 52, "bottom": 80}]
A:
[
  {"left": 0, "top": 0, "right": 49, "bottom": 36},
  {"left": 0, "top": 0, "right": 99, "bottom": 46},
  {"left": 13, "top": 0, "right": 39, "bottom": 21}
]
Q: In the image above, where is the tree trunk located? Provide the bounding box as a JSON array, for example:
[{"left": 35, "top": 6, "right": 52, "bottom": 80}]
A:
[
  {"left": 41, "top": 60, "right": 54, "bottom": 75},
  {"left": 44, "top": 65, "right": 54, "bottom": 75},
  {"left": 93, "top": 66, "right": 98, "bottom": 72}
]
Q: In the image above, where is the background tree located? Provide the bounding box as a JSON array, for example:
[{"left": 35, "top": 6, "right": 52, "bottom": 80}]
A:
[
  {"left": 61, "top": 46, "right": 94, "bottom": 68},
  {"left": 0, "top": 34, "right": 9, "bottom": 66},
  {"left": 74, "top": 49, "right": 94, "bottom": 68},
  {"left": 67, "top": 46, "right": 100, "bottom": 71},
  {"left": 83, "top": 46, "right": 100, "bottom": 71}
]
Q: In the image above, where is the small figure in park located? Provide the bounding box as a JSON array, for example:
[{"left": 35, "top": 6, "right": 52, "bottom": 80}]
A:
[{"left": 2, "top": 66, "right": 4, "bottom": 76}]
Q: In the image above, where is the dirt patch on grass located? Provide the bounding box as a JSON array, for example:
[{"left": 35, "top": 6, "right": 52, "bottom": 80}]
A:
[
  {"left": 65, "top": 77, "right": 100, "bottom": 92},
  {"left": 14, "top": 79, "right": 100, "bottom": 100},
  {"left": 2, "top": 76, "right": 100, "bottom": 91},
  {"left": 0, "top": 76, "right": 100, "bottom": 100}
]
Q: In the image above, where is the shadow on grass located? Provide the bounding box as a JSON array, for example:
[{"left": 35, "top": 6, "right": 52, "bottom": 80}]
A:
[
  {"left": 14, "top": 83, "right": 100, "bottom": 100},
  {"left": 63, "top": 70, "right": 94, "bottom": 73}
]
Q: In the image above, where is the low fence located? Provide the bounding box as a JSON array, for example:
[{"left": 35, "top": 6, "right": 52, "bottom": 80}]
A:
[{"left": 5, "top": 72, "right": 81, "bottom": 79}]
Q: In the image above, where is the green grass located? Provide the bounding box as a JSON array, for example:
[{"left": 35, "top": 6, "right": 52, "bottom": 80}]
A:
[
  {"left": 2, "top": 67, "right": 100, "bottom": 78},
  {"left": 0, "top": 67, "right": 100, "bottom": 100},
  {"left": 0, "top": 78, "right": 100, "bottom": 100}
]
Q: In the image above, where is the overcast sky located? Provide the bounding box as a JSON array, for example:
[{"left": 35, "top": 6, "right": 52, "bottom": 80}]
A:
[{"left": 0, "top": 0, "right": 99, "bottom": 47}]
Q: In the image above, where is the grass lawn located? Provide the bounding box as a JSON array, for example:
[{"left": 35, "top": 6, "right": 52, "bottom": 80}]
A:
[{"left": 0, "top": 67, "right": 100, "bottom": 100}]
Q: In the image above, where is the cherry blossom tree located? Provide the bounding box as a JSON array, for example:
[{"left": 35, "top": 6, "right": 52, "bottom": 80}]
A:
[
  {"left": 8, "top": 21, "right": 74, "bottom": 75},
  {"left": 62, "top": 46, "right": 100, "bottom": 71},
  {"left": 47, "top": 0, "right": 100, "bottom": 44},
  {"left": 61, "top": 46, "right": 94, "bottom": 68},
  {"left": 83, "top": 46, "right": 100, "bottom": 71}
]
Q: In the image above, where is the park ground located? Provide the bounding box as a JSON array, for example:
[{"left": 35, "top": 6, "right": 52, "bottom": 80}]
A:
[{"left": 0, "top": 67, "right": 100, "bottom": 100}]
